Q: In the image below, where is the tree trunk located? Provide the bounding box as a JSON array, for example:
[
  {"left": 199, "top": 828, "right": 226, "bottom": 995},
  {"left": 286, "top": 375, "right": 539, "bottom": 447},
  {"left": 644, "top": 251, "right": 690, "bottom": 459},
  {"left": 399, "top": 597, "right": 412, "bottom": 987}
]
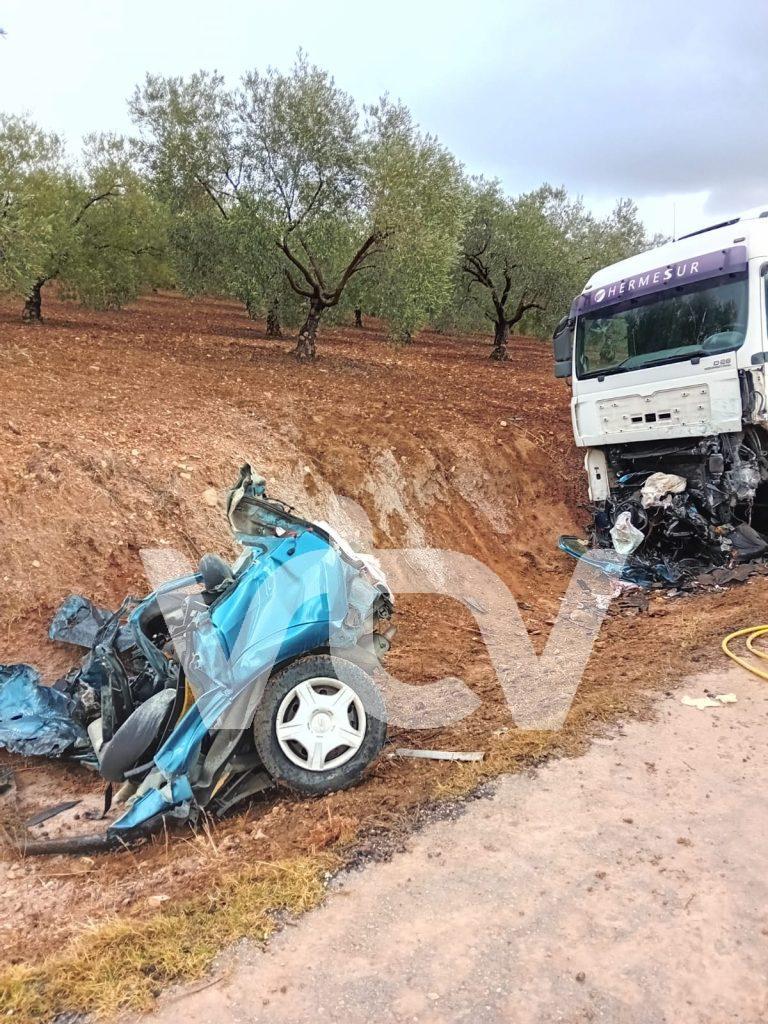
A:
[
  {"left": 354, "top": 307, "right": 363, "bottom": 329},
  {"left": 490, "top": 319, "right": 509, "bottom": 361},
  {"left": 294, "top": 303, "right": 323, "bottom": 362},
  {"left": 266, "top": 305, "right": 283, "bottom": 338},
  {"left": 22, "top": 279, "right": 44, "bottom": 322}
]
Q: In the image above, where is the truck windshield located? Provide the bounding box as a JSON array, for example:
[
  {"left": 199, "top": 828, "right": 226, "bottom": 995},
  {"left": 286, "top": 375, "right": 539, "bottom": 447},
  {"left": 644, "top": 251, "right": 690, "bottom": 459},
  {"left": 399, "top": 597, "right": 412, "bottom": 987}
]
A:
[{"left": 575, "top": 273, "right": 748, "bottom": 379}]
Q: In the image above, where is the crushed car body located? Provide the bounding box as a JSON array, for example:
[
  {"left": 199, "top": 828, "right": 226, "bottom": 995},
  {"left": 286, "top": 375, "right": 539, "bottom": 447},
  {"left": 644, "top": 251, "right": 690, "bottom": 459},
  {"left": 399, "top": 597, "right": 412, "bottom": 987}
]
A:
[
  {"left": 0, "top": 465, "right": 394, "bottom": 850},
  {"left": 553, "top": 207, "right": 768, "bottom": 587}
]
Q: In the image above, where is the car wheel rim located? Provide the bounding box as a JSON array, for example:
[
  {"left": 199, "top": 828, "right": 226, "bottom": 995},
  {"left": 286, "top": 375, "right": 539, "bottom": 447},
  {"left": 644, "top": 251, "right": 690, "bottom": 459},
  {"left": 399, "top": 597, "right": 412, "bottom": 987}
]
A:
[{"left": 275, "top": 677, "right": 368, "bottom": 772}]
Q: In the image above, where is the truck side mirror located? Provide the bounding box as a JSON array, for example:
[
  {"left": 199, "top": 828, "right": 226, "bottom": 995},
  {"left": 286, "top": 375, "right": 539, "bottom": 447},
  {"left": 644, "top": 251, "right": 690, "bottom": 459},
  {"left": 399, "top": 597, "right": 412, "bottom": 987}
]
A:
[{"left": 552, "top": 315, "right": 575, "bottom": 378}]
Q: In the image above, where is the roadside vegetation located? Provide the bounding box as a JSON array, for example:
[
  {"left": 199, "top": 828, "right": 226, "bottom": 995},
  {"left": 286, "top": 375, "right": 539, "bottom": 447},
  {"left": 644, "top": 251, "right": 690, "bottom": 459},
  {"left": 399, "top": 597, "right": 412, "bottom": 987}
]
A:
[{"left": 0, "top": 52, "right": 655, "bottom": 358}]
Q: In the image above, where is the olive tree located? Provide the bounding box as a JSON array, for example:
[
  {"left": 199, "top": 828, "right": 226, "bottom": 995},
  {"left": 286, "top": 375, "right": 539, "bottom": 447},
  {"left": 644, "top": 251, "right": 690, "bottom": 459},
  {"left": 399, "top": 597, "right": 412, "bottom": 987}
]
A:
[
  {"left": 579, "top": 197, "right": 656, "bottom": 277},
  {"left": 54, "top": 135, "right": 168, "bottom": 315},
  {"left": 0, "top": 115, "right": 65, "bottom": 310},
  {"left": 131, "top": 54, "right": 467, "bottom": 360},
  {"left": 355, "top": 99, "right": 466, "bottom": 343},
  {"left": 458, "top": 181, "right": 587, "bottom": 360},
  {"left": 0, "top": 116, "right": 166, "bottom": 320},
  {"left": 133, "top": 59, "right": 369, "bottom": 359}
]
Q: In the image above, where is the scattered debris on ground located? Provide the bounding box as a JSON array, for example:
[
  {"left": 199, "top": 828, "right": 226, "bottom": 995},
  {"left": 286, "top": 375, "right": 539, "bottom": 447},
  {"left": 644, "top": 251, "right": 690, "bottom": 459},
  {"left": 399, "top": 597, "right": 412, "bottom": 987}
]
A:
[
  {"left": 681, "top": 693, "right": 738, "bottom": 710},
  {"left": 561, "top": 433, "right": 768, "bottom": 588},
  {"left": 24, "top": 801, "right": 81, "bottom": 828},
  {"left": 393, "top": 748, "right": 485, "bottom": 762}
]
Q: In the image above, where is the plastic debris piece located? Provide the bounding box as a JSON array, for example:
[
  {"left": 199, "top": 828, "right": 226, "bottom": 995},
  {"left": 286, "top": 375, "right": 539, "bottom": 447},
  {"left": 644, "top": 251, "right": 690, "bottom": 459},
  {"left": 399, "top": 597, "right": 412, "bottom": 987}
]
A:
[
  {"left": 729, "top": 523, "right": 768, "bottom": 562},
  {"left": 48, "top": 595, "right": 111, "bottom": 648},
  {"left": 0, "top": 664, "right": 90, "bottom": 757},
  {"left": 610, "top": 511, "right": 645, "bottom": 556},
  {"left": 681, "top": 696, "right": 721, "bottom": 710},
  {"left": 681, "top": 693, "right": 737, "bottom": 710},
  {"left": 395, "top": 748, "right": 485, "bottom": 762},
  {"left": 25, "top": 801, "right": 81, "bottom": 828},
  {"left": 640, "top": 472, "right": 687, "bottom": 509},
  {"left": 557, "top": 536, "right": 657, "bottom": 587}
]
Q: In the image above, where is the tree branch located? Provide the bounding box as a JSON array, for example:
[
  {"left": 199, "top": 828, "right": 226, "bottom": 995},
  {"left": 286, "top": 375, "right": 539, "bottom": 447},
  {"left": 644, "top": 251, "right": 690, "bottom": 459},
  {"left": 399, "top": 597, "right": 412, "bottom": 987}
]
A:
[
  {"left": 72, "top": 188, "right": 119, "bottom": 226},
  {"left": 328, "top": 229, "right": 387, "bottom": 306},
  {"left": 499, "top": 269, "right": 513, "bottom": 310},
  {"left": 277, "top": 236, "right": 318, "bottom": 294},
  {"left": 297, "top": 234, "right": 326, "bottom": 291},
  {"left": 293, "top": 175, "right": 325, "bottom": 229},
  {"left": 224, "top": 168, "right": 242, "bottom": 196},
  {"left": 195, "top": 176, "right": 228, "bottom": 220},
  {"left": 506, "top": 296, "right": 544, "bottom": 328},
  {"left": 462, "top": 254, "right": 493, "bottom": 289},
  {"left": 465, "top": 223, "right": 490, "bottom": 261},
  {"left": 284, "top": 268, "right": 315, "bottom": 299}
]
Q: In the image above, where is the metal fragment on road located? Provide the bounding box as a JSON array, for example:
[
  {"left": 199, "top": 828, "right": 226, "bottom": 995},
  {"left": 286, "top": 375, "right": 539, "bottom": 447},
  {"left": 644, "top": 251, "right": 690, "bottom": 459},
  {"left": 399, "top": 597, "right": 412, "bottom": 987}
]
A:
[
  {"left": 25, "top": 800, "right": 81, "bottom": 828},
  {"left": 395, "top": 748, "right": 485, "bottom": 762},
  {"left": 681, "top": 693, "right": 738, "bottom": 711}
]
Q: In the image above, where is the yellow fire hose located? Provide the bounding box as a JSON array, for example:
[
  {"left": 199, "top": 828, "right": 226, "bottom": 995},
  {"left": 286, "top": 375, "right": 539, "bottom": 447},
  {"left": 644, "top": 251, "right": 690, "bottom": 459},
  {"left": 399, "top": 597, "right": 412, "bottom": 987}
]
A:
[{"left": 722, "top": 625, "right": 768, "bottom": 681}]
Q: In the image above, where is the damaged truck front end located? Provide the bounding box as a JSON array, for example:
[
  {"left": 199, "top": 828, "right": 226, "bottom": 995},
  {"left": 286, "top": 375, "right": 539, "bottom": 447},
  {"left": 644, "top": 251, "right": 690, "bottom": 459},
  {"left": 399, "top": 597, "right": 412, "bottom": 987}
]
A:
[
  {"left": 555, "top": 211, "right": 768, "bottom": 585},
  {"left": 576, "top": 431, "right": 768, "bottom": 584}
]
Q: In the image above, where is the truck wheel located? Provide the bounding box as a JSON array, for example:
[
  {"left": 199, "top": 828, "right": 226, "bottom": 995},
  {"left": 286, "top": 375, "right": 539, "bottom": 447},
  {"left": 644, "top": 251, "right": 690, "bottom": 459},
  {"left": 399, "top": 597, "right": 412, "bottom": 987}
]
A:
[{"left": 253, "top": 655, "right": 387, "bottom": 796}]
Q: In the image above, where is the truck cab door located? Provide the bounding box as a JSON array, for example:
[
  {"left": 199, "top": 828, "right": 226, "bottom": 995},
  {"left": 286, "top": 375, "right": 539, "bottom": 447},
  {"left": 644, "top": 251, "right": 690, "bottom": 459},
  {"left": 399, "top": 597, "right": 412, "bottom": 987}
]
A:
[{"left": 553, "top": 315, "right": 574, "bottom": 378}]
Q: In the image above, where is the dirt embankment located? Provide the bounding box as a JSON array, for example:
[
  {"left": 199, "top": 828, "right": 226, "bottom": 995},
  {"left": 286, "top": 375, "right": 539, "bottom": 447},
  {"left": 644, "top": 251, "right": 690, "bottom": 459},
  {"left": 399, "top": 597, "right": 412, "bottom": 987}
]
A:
[{"left": 0, "top": 291, "right": 762, "bottom": 980}]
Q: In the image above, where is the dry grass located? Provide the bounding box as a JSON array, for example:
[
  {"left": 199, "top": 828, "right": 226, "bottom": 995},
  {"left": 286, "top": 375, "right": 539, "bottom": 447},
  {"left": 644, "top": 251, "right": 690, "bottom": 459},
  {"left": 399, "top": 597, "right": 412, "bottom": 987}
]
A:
[{"left": 0, "top": 854, "right": 337, "bottom": 1023}]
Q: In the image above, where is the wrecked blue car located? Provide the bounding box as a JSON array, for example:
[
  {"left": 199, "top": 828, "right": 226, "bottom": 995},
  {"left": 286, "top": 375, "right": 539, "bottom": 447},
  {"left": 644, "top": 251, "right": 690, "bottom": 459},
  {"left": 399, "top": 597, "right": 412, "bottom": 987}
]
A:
[{"left": 0, "top": 465, "right": 394, "bottom": 851}]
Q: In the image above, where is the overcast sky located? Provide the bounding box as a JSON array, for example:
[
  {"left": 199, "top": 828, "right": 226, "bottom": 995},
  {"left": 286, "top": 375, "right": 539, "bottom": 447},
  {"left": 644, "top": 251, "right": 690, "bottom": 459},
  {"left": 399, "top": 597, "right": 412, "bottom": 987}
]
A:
[{"left": 0, "top": 0, "right": 764, "bottom": 237}]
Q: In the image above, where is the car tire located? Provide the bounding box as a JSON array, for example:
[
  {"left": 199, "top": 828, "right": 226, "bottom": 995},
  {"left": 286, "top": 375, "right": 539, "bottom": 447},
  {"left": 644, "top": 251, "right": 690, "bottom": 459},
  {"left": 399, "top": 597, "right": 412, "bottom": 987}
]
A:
[{"left": 253, "top": 654, "right": 387, "bottom": 796}]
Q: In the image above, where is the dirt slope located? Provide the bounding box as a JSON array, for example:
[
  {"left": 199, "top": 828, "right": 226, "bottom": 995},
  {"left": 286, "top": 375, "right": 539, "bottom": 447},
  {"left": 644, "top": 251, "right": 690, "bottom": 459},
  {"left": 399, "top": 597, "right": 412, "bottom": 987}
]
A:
[
  {"left": 0, "top": 291, "right": 580, "bottom": 672},
  {"left": 0, "top": 291, "right": 763, "bottom": 979}
]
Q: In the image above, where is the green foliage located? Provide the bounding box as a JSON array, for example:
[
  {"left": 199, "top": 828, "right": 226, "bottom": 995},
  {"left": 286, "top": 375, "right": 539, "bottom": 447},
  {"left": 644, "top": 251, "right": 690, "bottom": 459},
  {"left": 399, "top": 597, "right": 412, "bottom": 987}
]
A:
[
  {"left": 2, "top": 55, "right": 657, "bottom": 353},
  {"left": 579, "top": 196, "right": 658, "bottom": 279},
  {"left": 0, "top": 114, "right": 65, "bottom": 295},
  {"left": 0, "top": 116, "right": 167, "bottom": 315},
  {"left": 227, "top": 203, "right": 304, "bottom": 325},
  {"left": 131, "top": 56, "right": 370, "bottom": 326},
  {"left": 131, "top": 55, "right": 469, "bottom": 356},
  {"left": 455, "top": 178, "right": 653, "bottom": 352},
  {"left": 130, "top": 70, "right": 233, "bottom": 217},
  {"left": 238, "top": 53, "right": 361, "bottom": 227},
  {"left": 359, "top": 99, "right": 467, "bottom": 341},
  {"left": 57, "top": 135, "right": 168, "bottom": 309}
]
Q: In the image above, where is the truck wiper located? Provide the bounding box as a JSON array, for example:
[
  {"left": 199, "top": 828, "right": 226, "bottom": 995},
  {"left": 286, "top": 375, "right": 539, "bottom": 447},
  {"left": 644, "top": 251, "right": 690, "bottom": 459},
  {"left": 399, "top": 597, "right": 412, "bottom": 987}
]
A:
[{"left": 603, "top": 347, "right": 710, "bottom": 376}]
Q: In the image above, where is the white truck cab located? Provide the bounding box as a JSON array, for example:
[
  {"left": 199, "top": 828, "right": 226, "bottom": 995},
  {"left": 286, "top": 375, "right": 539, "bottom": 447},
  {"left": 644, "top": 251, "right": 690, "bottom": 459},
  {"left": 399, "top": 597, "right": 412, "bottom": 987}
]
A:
[{"left": 554, "top": 206, "right": 768, "bottom": 576}]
